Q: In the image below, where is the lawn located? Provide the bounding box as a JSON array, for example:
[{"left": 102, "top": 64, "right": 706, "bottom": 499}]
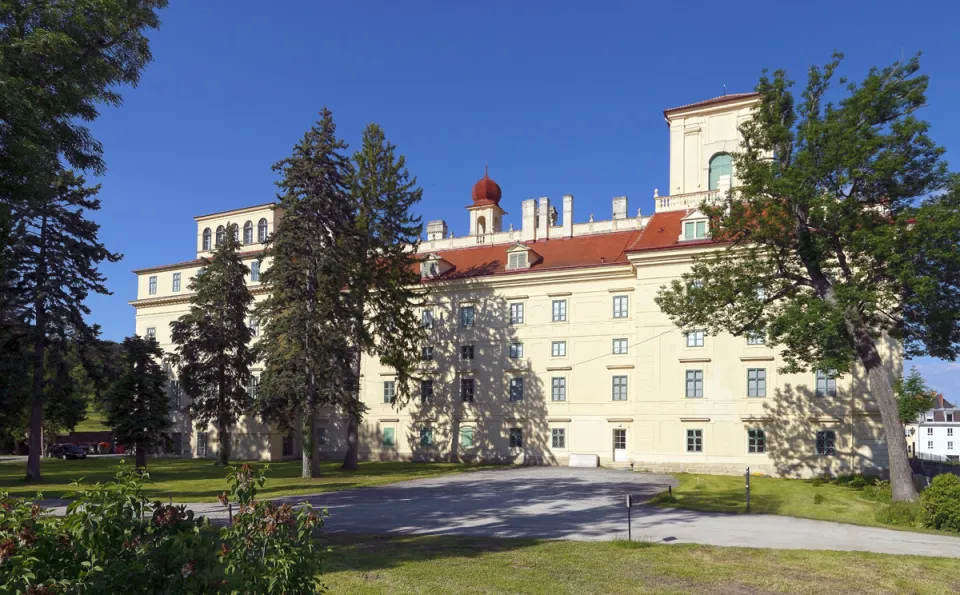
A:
[
  {"left": 651, "top": 472, "right": 933, "bottom": 533},
  {"left": 72, "top": 403, "right": 110, "bottom": 433},
  {"left": 0, "top": 457, "right": 487, "bottom": 502},
  {"left": 323, "top": 533, "right": 960, "bottom": 594}
]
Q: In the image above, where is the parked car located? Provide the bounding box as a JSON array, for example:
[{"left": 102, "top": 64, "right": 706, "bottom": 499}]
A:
[{"left": 47, "top": 443, "right": 87, "bottom": 460}]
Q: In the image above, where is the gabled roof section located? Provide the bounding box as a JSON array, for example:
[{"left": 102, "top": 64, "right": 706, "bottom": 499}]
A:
[
  {"left": 420, "top": 229, "right": 642, "bottom": 282},
  {"left": 663, "top": 92, "right": 760, "bottom": 116},
  {"left": 132, "top": 249, "right": 264, "bottom": 275},
  {"left": 626, "top": 210, "right": 717, "bottom": 253}
]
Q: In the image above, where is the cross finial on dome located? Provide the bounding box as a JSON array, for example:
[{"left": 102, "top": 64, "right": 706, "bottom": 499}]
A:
[{"left": 485, "top": 163, "right": 489, "bottom": 178}]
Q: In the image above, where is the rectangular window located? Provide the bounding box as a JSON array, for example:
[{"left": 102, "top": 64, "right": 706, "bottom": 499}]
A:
[
  {"left": 684, "top": 220, "right": 707, "bottom": 240},
  {"left": 421, "top": 346, "right": 434, "bottom": 361},
  {"left": 509, "top": 342, "right": 524, "bottom": 359},
  {"left": 747, "top": 368, "right": 767, "bottom": 398},
  {"left": 551, "top": 428, "right": 566, "bottom": 449},
  {"left": 551, "top": 377, "right": 566, "bottom": 402},
  {"left": 686, "top": 429, "right": 703, "bottom": 452},
  {"left": 146, "top": 327, "right": 156, "bottom": 340},
  {"left": 685, "top": 330, "right": 705, "bottom": 347},
  {"left": 247, "top": 375, "right": 260, "bottom": 399},
  {"left": 382, "top": 427, "right": 395, "bottom": 447},
  {"left": 949, "top": 428, "right": 954, "bottom": 437},
  {"left": 282, "top": 433, "right": 293, "bottom": 457},
  {"left": 459, "top": 426, "right": 474, "bottom": 448},
  {"left": 552, "top": 299, "right": 567, "bottom": 322},
  {"left": 422, "top": 310, "right": 434, "bottom": 329},
  {"left": 197, "top": 432, "right": 208, "bottom": 457},
  {"left": 251, "top": 261, "right": 260, "bottom": 282},
  {"left": 612, "top": 338, "right": 628, "bottom": 354},
  {"left": 420, "top": 427, "right": 433, "bottom": 446},
  {"left": 816, "top": 430, "right": 836, "bottom": 456},
  {"left": 461, "top": 378, "right": 475, "bottom": 402},
  {"left": 171, "top": 380, "right": 182, "bottom": 411},
  {"left": 551, "top": 341, "right": 566, "bottom": 357},
  {"left": 509, "top": 377, "right": 524, "bottom": 402},
  {"left": 249, "top": 317, "right": 259, "bottom": 336},
  {"left": 612, "top": 376, "right": 628, "bottom": 401},
  {"left": 748, "top": 429, "right": 765, "bottom": 453},
  {"left": 383, "top": 381, "right": 396, "bottom": 403},
  {"left": 613, "top": 295, "right": 628, "bottom": 318},
  {"left": 928, "top": 440, "right": 935, "bottom": 449},
  {"left": 949, "top": 441, "right": 955, "bottom": 450},
  {"left": 948, "top": 413, "right": 954, "bottom": 422},
  {"left": 460, "top": 305, "right": 475, "bottom": 328},
  {"left": 928, "top": 427, "right": 934, "bottom": 436},
  {"left": 172, "top": 272, "right": 181, "bottom": 292},
  {"left": 747, "top": 332, "right": 765, "bottom": 345},
  {"left": 509, "top": 302, "right": 524, "bottom": 324},
  {"left": 317, "top": 427, "right": 327, "bottom": 445},
  {"left": 815, "top": 370, "right": 838, "bottom": 397},
  {"left": 507, "top": 252, "right": 526, "bottom": 269},
  {"left": 460, "top": 344, "right": 474, "bottom": 360},
  {"left": 148, "top": 275, "right": 157, "bottom": 295},
  {"left": 420, "top": 379, "right": 433, "bottom": 402},
  {"left": 509, "top": 428, "right": 523, "bottom": 448},
  {"left": 685, "top": 370, "right": 704, "bottom": 398}
]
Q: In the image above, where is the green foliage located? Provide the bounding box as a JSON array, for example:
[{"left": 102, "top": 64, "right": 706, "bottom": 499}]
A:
[
  {"left": 919, "top": 474, "right": 960, "bottom": 532},
  {"left": 894, "top": 366, "right": 938, "bottom": 423},
  {"left": 874, "top": 500, "right": 922, "bottom": 527},
  {"left": 865, "top": 480, "right": 892, "bottom": 502},
  {"left": 102, "top": 336, "right": 172, "bottom": 466},
  {"left": 170, "top": 229, "right": 255, "bottom": 465},
  {"left": 813, "top": 493, "right": 825, "bottom": 505},
  {"left": 809, "top": 477, "right": 824, "bottom": 487},
  {"left": 654, "top": 53, "right": 956, "bottom": 501},
  {"left": 218, "top": 464, "right": 327, "bottom": 593}
]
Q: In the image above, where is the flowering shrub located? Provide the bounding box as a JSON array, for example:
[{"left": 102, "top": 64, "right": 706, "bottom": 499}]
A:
[
  {"left": 0, "top": 462, "right": 328, "bottom": 593},
  {"left": 218, "top": 464, "right": 327, "bottom": 594}
]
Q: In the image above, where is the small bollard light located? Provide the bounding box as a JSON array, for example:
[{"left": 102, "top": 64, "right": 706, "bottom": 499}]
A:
[
  {"left": 625, "top": 494, "right": 633, "bottom": 541},
  {"left": 745, "top": 467, "right": 751, "bottom": 512}
]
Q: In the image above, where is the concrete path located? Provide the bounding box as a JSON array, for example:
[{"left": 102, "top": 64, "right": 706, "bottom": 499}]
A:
[{"left": 42, "top": 467, "right": 960, "bottom": 558}]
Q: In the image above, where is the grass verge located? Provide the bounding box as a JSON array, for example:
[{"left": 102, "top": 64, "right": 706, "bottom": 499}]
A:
[
  {"left": 323, "top": 533, "right": 960, "bottom": 594},
  {"left": 0, "top": 457, "right": 493, "bottom": 502},
  {"left": 650, "top": 472, "right": 945, "bottom": 534}
]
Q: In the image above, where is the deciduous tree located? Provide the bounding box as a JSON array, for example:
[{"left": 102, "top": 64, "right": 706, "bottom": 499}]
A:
[
  {"left": 103, "top": 335, "right": 171, "bottom": 469},
  {"left": 655, "top": 53, "right": 960, "bottom": 501},
  {"left": 170, "top": 230, "right": 256, "bottom": 465}
]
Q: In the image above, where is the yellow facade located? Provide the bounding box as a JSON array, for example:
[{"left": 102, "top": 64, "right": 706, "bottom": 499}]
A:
[{"left": 130, "top": 94, "right": 897, "bottom": 477}]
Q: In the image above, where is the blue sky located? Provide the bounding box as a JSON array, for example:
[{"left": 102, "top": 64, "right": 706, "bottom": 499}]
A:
[{"left": 85, "top": 0, "right": 960, "bottom": 395}]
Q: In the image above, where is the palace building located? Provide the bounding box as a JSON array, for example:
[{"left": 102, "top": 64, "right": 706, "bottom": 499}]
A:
[{"left": 131, "top": 93, "right": 898, "bottom": 477}]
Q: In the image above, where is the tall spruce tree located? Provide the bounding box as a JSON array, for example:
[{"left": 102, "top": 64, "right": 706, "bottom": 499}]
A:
[
  {"left": 7, "top": 171, "right": 119, "bottom": 480},
  {"left": 103, "top": 335, "right": 171, "bottom": 469},
  {"left": 341, "top": 123, "right": 425, "bottom": 470},
  {"left": 654, "top": 54, "right": 960, "bottom": 501},
  {"left": 254, "top": 109, "right": 356, "bottom": 478},
  {"left": 170, "top": 229, "right": 255, "bottom": 465}
]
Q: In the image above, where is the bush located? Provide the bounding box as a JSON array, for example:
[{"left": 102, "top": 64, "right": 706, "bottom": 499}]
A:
[
  {"left": 813, "top": 493, "right": 825, "bottom": 505},
  {"left": 810, "top": 477, "right": 824, "bottom": 487},
  {"left": 0, "top": 462, "right": 328, "bottom": 593},
  {"left": 875, "top": 501, "right": 921, "bottom": 527},
  {"left": 920, "top": 474, "right": 960, "bottom": 533},
  {"left": 865, "top": 480, "right": 892, "bottom": 502}
]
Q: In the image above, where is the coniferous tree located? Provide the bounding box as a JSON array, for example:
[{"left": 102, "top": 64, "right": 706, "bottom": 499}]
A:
[
  {"left": 170, "top": 229, "right": 255, "bottom": 466},
  {"left": 655, "top": 54, "right": 960, "bottom": 501},
  {"left": 103, "top": 335, "right": 171, "bottom": 469},
  {"left": 7, "top": 171, "right": 119, "bottom": 479},
  {"left": 341, "top": 123, "right": 425, "bottom": 470},
  {"left": 254, "top": 109, "right": 356, "bottom": 478}
]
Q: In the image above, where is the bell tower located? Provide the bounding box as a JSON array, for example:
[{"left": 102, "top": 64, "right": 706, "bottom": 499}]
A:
[{"left": 466, "top": 166, "right": 506, "bottom": 242}]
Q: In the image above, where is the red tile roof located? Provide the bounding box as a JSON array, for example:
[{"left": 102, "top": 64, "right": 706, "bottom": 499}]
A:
[
  {"left": 422, "top": 229, "right": 643, "bottom": 281},
  {"left": 663, "top": 92, "right": 760, "bottom": 117}
]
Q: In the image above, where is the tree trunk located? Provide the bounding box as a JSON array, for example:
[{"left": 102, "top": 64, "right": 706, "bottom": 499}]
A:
[
  {"left": 135, "top": 441, "right": 146, "bottom": 469},
  {"left": 218, "top": 418, "right": 230, "bottom": 466},
  {"left": 25, "top": 216, "right": 48, "bottom": 482},
  {"left": 341, "top": 346, "right": 362, "bottom": 471},
  {"left": 302, "top": 369, "right": 320, "bottom": 478},
  {"left": 852, "top": 327, "right": 918, "bottom": 501}
]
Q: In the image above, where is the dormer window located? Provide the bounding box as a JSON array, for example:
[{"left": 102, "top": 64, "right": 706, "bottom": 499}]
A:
[
  {"left": 506, "top": 245, "right": 536, "bottom": 271},
  {"left": 684, "top": 219, "right": 707, "bottom": 240},
  {"left": 422, "top": 260, "right": 439, "bottom": 279}
]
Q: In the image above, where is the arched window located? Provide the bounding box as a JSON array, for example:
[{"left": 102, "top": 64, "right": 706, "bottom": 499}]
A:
[
  {"left": 215, "top": 225, "right": 225, "bottom": 247},
  {"left": 708, "top": 153, "right": 733, "bottom": 190},
  {"left": 232, "top": 223, "right": 239, "bottom": 242},
  {"left": 202, "top": 228, "right": 211, "bottom": 250},
  {"left": 257, "top": 218, "right": 268, "bottom": 243},
  {"left": 243, "top": 221, "right": 253, "bottom": 244}
]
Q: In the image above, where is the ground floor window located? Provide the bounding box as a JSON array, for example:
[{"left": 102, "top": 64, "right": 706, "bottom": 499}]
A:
[
  {"left": 460, "top": 427, "right": 474, "bottom": 448},
  {"left": 613, "top": 429, "right": 626, "bottom": 450},
  {"left": 747, "top": 428, "right": 765, "bottom": 453},
  {"left": 686, "top": 429, "right": 703, "bottom": 452},
  {"left": 197, "top": 432, "right": 207, "bottom": 457},
  {"left": 167, "top": 432, "right": 182, "bottom": 455},
  {"left": 282, "top": 433, "right": 293, "bottom": 457},
  {"left": 420, "top": 427, "right": 433, "bottom": 446},
  {"left": 509, "top": 428, "right": 523, "bottom": 448},
  {"left": 382, "top": 427, "right": 395, "bottom": 448},
  {"left": 551, "top": 428, "right": 566, "bottom": 449},
  {"left": 318, "top": 427, "right": 327, "bottom": 446},
  {"left": 816, "top": 430, "right": 836, "bottom": 455}
]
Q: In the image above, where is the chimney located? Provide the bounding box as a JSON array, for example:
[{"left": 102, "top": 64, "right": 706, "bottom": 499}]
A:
[
  {"left": 521, "top": 199, "right": 537, "bottom": 242},
  {"left": 426, "top": 220, "right": 448, "bottom": 241},
  {"left": 537, "top": 197, "right": 551, "bottom": 241},
  {"left": 561, "top": 194, "right": 573, "bottom": 238},
  {"left": 612, "top": 196, "right": 628, "bottom": 220}
]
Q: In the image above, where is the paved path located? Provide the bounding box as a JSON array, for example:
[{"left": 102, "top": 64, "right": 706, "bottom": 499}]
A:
[{"left": 43, "top": 467, "right": 960, "bottom": 557}]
